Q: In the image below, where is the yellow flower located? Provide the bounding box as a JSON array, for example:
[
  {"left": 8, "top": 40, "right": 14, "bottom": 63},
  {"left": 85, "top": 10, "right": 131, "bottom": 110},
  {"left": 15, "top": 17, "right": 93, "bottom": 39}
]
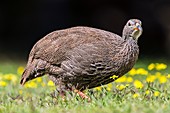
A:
[
  {"left": 115, "top": 76, "right": 126, "bottom": 83},
  {"left": 148, "top": 63, "right": 155, "bottom": 70},
  {"left": 47, "top": 80, "right": 55, "bottom": 87},
  {"left": 133, "top": 80, "right": 144, "bottom": 89},
  {"left": 36, "top": 77, "right": 42, "bottom": 83},
  {"left": 106, "top": 87, "right": 111, "bottom": 91},
  {"left": 145, "top": 90, "right": 150, "bottom": 95},
  {"left": 136, "top": 68, "right": 148, "bottom": 75},
  {"left": 0, "top": 81, "right": 7, "bottom": 87},
  {"left": 128, "top": 68, "right": 136, "bottom": 76},
  {"left": 24, "top": 81, "right": 37, "bottom": 88},
  {"left": 17, "top": 66, "right": 25, "bottom": 75},
  {"left": 116, "top": 84, "right": 126, "bottom": 90},
  {"left": 106, "top": 83, "right": 112, "bottom": 91},
  {"left": 146, "top": 75, "right": 156, "bottom": 83},
  {"left": 95, "top": 86, "right": 102, "bottom": 91},
  {"left": 133, "top": 93, "right": 140, "bottom": 98},
  {"left": 3, "top": 74, "right": 17, "bottom": 83},
  {"left": 126, "top": 77, "right": 133, "bottom": 83},
  {"left": 154, "top": 91, "right": 160, "bottom": 97},
  {"left": 155, "top": 63, "right": 167, "bottom": 70},
  {"left": 158, "top": 76, "right": 167, "bottom": 84},
  {"left": 110, "top": 75, "right": 118, "bottom": 79}
]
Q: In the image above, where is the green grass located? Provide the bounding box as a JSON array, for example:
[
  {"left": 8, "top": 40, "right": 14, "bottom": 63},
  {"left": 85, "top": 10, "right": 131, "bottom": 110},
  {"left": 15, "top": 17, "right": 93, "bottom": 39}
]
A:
[{"left": 0, "top": 59, "right": 170, "bottom": 113}]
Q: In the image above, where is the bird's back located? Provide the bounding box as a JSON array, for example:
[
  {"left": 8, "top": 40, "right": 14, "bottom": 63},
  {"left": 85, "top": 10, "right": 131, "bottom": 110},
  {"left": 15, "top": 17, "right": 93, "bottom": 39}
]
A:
[{"left": 28, "top": 26, "right": 124, "bottom": 66}]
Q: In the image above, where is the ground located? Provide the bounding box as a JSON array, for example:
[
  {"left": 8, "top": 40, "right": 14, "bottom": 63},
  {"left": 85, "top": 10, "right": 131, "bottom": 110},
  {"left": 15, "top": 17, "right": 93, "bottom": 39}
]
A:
[{"left": 0, "top": 58, "right": 170, "bottom": 113}]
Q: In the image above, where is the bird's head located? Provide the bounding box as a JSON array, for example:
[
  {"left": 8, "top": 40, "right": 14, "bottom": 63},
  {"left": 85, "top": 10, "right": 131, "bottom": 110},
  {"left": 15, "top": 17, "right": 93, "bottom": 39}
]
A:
[{"left": 122, "top": 19, "right": 142, "bottom": 41}]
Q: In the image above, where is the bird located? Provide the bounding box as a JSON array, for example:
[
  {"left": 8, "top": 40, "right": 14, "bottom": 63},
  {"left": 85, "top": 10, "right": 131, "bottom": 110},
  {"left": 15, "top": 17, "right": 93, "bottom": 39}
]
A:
[{"left": 20, "top": 19, "right": 142, "bottom": 100}]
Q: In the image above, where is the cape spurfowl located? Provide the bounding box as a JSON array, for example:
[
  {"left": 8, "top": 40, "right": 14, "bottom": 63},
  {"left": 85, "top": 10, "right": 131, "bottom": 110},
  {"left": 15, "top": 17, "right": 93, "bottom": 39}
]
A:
[{"left": 20, "top": 19, "right": 142, "bottom": 100}]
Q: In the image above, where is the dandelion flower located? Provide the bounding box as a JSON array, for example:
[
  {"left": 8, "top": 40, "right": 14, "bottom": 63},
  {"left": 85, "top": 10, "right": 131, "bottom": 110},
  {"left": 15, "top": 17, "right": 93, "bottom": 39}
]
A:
[
  {"left": 116, "top": 84, "right": 126, "bottom": 90},
  {"left": 106, "top": 87, "right": 111, "bottom": 91},
  {"left": 158, "top": 76, "right": 167, "bottom": 84},
  {"left": 95, "top": 86, "right": 102, "bottom": 91},
  {"left": 47, "top": 80, "right": 55, "bottom": 87},
  {"left": 136, "top": 68, "right": 148, "bottom": 75},
  {"left": 145, "top": 90, "right": 150, "bottom": 95},
  {"left": 148, "top": 63, "right": 155, "bottom": 70},
  {"left": 36, "top": 77, "right": 42, "bottom": 83},
  {"left": 0, "top": 81, "right": 7, "bottom": 87},
  {"left": 155, "top": 63, "right": 167, "bottom": 70},
  {"left": 146, "top": 75, "right": 156, "bottom": 83},
  {"left": 126, "top": 77, "right": 133, "bottom": 83},
  {"left": 17, "top": 66, "right": 25, "bottom": 75},
  {"left": 154, "top": 91, "right": 160, "bottom": 97},
  {"left": 106, "top": 83, "right": 112, "bottom": 91},
  {"left": 3, "top": 74, "right": 17, "bottom": 83},
  {"left": 24, "top": 81, "right": 37, "bottom": 88},
  {"left": 133, "top": 93, "right": 140, "bottom": 98},
  {"left": 115, "top": 76, "right": 126, "bottom": 83},
  {"left": 133, "top": 80, "right": 144, "bottom": 89},
  {"left": 128, "top": 68, "right": 136, "bottom": 76}
]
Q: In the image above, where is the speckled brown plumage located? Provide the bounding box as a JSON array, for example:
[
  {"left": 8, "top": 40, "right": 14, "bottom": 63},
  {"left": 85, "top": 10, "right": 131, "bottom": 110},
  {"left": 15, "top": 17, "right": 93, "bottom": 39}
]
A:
[{"left": 20, "top": 19, "right": 142, "bottom": 97}]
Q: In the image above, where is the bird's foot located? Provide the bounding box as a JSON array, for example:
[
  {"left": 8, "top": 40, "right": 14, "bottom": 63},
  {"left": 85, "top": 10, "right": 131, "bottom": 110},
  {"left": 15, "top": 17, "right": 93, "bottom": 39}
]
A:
[{"left": 74, "top": 89, "right": 91, "bottom": 102}]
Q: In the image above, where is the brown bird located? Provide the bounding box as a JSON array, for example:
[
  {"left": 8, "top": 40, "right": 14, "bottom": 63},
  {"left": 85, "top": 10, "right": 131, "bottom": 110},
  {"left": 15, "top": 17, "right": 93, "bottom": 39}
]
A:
[{"left": 20, "top": 19, "right": 142, "bottom": 100}]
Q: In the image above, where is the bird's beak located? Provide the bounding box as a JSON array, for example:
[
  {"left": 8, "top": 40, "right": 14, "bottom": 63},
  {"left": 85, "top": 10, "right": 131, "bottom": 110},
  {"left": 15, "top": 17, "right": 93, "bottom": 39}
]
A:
[
  {"left": 20, "top": 76, "right": 29, "bottom": 86},
  {"left": 134, "top": 27, "right": 139, "bottom": 31},
  {"left": 132, "top": 24, "right": 142, "bottom": 40},
  {"left": 134, "top": 25, "right": 142, "bottom": 31}
]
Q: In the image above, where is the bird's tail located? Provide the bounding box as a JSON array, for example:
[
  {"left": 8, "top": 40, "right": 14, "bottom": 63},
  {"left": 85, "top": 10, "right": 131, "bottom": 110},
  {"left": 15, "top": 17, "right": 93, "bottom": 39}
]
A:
[{"left": 20, "top": 59, "right": 45, "bottom": 85}]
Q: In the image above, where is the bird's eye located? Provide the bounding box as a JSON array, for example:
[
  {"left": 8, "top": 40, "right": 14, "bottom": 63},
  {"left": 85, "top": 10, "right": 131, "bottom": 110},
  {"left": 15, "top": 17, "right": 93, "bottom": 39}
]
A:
[{"left": 127, "top": 22, "right": 131, "bottom": 26}]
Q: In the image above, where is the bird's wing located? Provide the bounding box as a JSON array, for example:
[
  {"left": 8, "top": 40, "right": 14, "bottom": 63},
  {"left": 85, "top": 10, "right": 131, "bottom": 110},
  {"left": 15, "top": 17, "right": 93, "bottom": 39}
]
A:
[
  {"left": 28, "top": 27, "right": 124, "bottom": 66},
  {"left": 60, "top": 40, "right": 125, "bottom": 84}
]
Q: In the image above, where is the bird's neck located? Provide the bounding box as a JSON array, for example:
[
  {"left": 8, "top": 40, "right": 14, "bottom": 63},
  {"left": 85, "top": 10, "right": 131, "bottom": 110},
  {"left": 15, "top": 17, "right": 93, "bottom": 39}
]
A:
[{"left": 123, "top": 34, "right": 138, "bottom": 41}]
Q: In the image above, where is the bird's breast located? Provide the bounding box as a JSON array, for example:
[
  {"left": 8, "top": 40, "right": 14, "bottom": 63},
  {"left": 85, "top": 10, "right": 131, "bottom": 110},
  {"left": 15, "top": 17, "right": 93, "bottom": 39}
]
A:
[{"left": 112, "top": 41, "right": 139, "bottom": 76}]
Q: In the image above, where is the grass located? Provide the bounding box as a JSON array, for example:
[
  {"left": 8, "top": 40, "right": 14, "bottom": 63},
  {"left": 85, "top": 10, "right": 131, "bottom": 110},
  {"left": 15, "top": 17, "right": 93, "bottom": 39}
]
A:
[{"left": 0, "top": 58, "right": 170, "bottom": 113}]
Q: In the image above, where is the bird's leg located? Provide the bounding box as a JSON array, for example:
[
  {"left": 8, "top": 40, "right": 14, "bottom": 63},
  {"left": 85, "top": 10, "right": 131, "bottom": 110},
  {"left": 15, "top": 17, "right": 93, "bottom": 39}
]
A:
[
  {"left": 59, "top": 91, "right": 67, "bottom": 101},
  {"left": 49, "top": 75, "right": 70, "bottom": 100},
  {"left": 49, "top": 74, "right": 91, "bottom": 101},
  {"left": 51, "top": 85, "right": 68, "bottom": 101},
  {"left": 73, "top": 89, "right": 91, "bottom": 102}
]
